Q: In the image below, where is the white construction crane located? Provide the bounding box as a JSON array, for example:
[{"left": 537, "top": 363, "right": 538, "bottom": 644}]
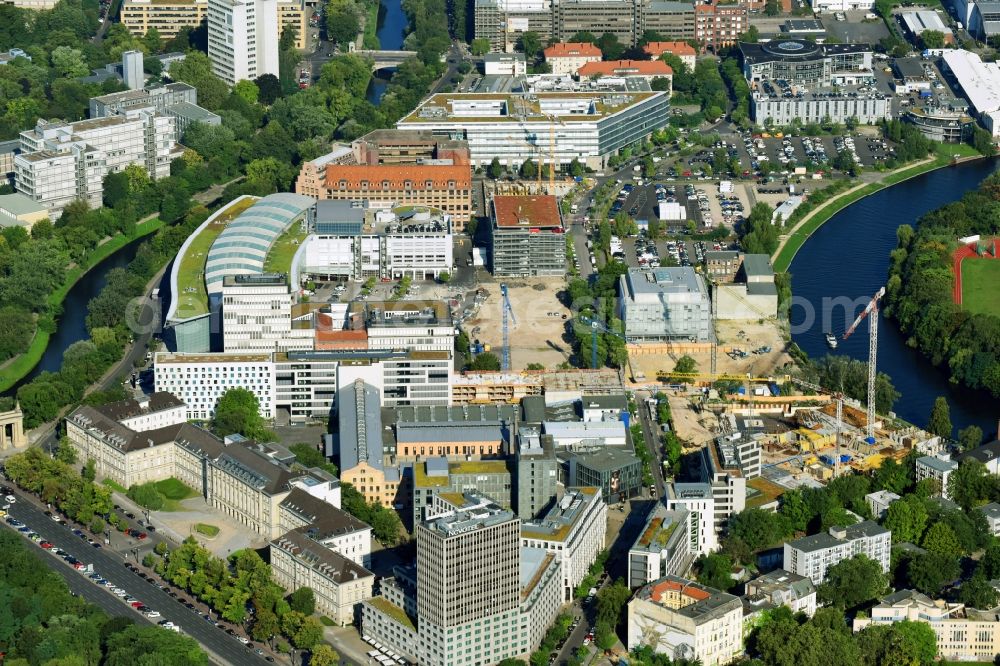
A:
[
  {"left": 500, "top": 282, "right": 517, "bottom": 371},
  {"left": 843, "top": 286, "right": 886, "bottom": 445}
]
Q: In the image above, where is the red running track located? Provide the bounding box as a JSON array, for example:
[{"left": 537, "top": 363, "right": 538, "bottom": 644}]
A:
[{"left": 952, "top": 240, "right": 1000, "bottom": 306}]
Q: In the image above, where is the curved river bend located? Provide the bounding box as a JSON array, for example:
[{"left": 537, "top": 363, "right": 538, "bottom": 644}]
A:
[{"left": 789, "top": 158, "right": 1000, "bottom": 437}]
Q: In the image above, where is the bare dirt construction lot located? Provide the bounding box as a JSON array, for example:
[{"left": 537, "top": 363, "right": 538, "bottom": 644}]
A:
[
  {"left": 630, "top": 319, "right": 793, "bottom": 382},
  {"left": 466, "top": 279, "right": 572, "bottom": 370},
  {"left": 667, "top": 393, "right": 720, "bottom": 446}
]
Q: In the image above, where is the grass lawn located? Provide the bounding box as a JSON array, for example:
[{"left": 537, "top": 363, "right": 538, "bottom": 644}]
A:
[
  {"left": 153, "top": 478, "right": 198, "bottom": 500},
  {"left": 194, "top": 523, "right": 220, "bottom": 537},
  {"left": 362, "top": 0, "right": 380, "bottom": 49},
  {"left": 102, "top": 478, "right": 127, "bottom": 494},
  {"left": 174, "top": 198, "right": 256, "bottom": 320},
  {"left": 263, "top": 223, "right": 308, "bottom": 277},
  {"left": 961, "top": 259, "right": 1000, "bottom": 317}
]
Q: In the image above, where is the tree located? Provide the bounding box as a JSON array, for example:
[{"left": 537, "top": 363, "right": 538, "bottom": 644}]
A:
[
  {"left": 927, "top": 396, "right": 952, "bottom": 438},
  {"left": 488, "top": 156, "right": 503, "bottom": 179},
  {"left": 309, "top": 644, "right": 340, "bottom": 666},
  {"left": 292, "top": 616, "right": 323, "bottom": 649},
  {"left": 288, "top": 587, "right": 315, "bottom": 615},
  {"left": 520, "top": 158, "right": 537, "bottom": 179},
  {"left": 695, "top": 553, "right": 734, "bottom": 591},
  {"left": 906, "top": 551, "right": 960, "bottom": 596},
  {"left": 517, "top": 31, "right": 541, "bottom": 58},
  {"left": 471, "top": 38, "right": 491, "bottom": 55},
  {"left": 83, "top": 458, "right": 96, "bottom": 482},
  {"left": 51, "top": 46, "right": 90, "bottom": 78},
  {"left": 764, "top": 0, "right": 780, "bottom": 15},
  {"left": 818, "top": 555, "right": 887, "bottom": 608},
  {"left": 960, "top": 574, "right": 999, "bottom": 609},
  {"left": 233, "top": 80, "right": 260, "bottom": 105},
  {"left": 468, "top": 352, "right": 501, "bottom": 371},
  {"left": 857, "top": 621, "right": 937, "bottom": 666},
  {"left": 212, "top": 388, "right": 271, "bottom": 440},
  {"left": 883, "top": 495, "right": 927, "bottom": 544},
  {"left": 873, "top": 457, "right": 911, "bottom": 495},
  {"left": 287, "top": 443, "right": 337, "bottom": 475},
  {"left": 56, "top": 439, "right": 78, "bottom": 464},
  {"left": 948, "top": 459, "right": 993, "bottom": 511},
  {"left": 672, "top": 355, "right": 697, "bottom": 375},
  {"left": 254, "top": 74, "right": 282, "bottom": 105},
  {"left": 325, "top": 3, "right": 360, "bottom": 48},
  {"left": 920, "top": 522, "right": 962, "bottom": 558},
  {"left": 920, "top": 30, "right": 945, "bottom": 49},
  {"left": 959, "top": 425, "right": 984, "bottom": 451},
  {"left": 728, "top": 508, "right": 790, "bottom": 553}
]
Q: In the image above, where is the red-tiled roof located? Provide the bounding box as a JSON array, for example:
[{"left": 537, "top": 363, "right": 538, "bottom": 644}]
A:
[
  {"left": 492, "top": 195, "right": 562, "bottom": 229},
  {"left": 577, "top": 60, "right": 673, "bottom": 77},
  {"left": 543, "top": 42, "right": 603, "bottom": 58},
  {"left": 650, "top": 579, "right": 712, "bottom": 603},
  {"left": 323, "top": 164, "right": 471, "bottom": 190},
  {"left": 644, "top": 41, "right": 696, "bottom": 57}
]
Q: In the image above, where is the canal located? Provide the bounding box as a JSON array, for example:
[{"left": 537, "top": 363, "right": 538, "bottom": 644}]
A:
[
  {"left": 366, "top": 0, "right": 408, "bottom": 104},
  {"left": 789, "top": 158, "right": 1000, "bottom": 438}
]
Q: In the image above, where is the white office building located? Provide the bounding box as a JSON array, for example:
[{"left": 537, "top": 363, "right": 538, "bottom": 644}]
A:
[
  {"left": 941, "top": 50, "right": 1000, "bottom": 136},
  {"left": 783, "top": 521, "right": 891, "bottom": 584},
  {"left": 618, "top": 267, "right": 712, "bottom": 342},
  {"left": 14, "top": 109, "right": 179, "bottom": 217},
  {"left": 520, "top": 488, "right": 608, "bottom": 601},
  {"left": 810, "top": 0, "right": 875, "bottom": 11},
  {"left": 666, "top": 483, "right": 718, "bottom": 556},
  {"left": 628, "top": 505, "right": 693, "bottom": 588},
  {"left": 207, "top": 0, "right": 279, "bottom": 85},
  {"left": 221, "top": 274, "right": 313, "bottom": 353}
]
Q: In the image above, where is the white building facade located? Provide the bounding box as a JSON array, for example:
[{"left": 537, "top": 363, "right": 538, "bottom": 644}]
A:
[
  {"left": 783, "top": 521, "right": 892, "bottom": 584},
  {"left": 207, "top": 0, "right": 279, "bottom": 85}
]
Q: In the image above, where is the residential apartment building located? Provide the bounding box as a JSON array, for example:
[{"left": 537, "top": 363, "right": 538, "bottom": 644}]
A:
[
  {"left": 695, "top": 2, "right": 748, "bottom": 52},
  {"left": 866, "top": 490, "right": 900, "bottom": 520},
  {"left": 554, "top": 0, "right": 637, "bottom": 44},
  {"left": 628, "top": 504, "right": 693, "bottom": 588},
  {"left": 743, "top": 569, "right": 816, "bottom": 618},
  {"left": 296, "top": 163, "right": 472, "bottom": 231},
  {"left": 90, "top": 83, "right": 221, "bottom": 142},
  {"left": 122, "top": 0, "right": 304, "bottom": 47},
  {"left": 207, "top": 0, "right": 279, "bottom": 85},
  {"left": 627, "top": 576, "right": 743, "bottom": 666},
  {"left": 854, "top": 589, "right": 1000, "bottom": 661},
  {"left": 644, "top": 41, "right": 696, "bottom": 69},
  {"left": 15, "top": 109, "right": 179, "bottom": 217},
  {"left": 960, "top": 440, "right": 1000, "bottom": 474},
  {"left": 783, "top": 521, "right": 892, "bottom": 584},
  {"left": 666, "top": 482, "right": 717, "bottom": 555},
  {"left": 473, "top": 0, "right": 553, "bottom": 52},
  {"left": 521, "top": 488, "right": 607, "bottom": 601},
  {"left": 916, "top": 454, "right": 958, "bottom": 498},
  {"left": 362, "top": 493, "right": 562, "bottom": 665},
  {"left": 751, "top": 91, "right": 892, "bottom": 125},
  {"left": 543, "top": 42, "right": 602, "bottom": 75},
  {"left": 490, "top": 195, "right": 566, "bottom": 278},
  {"left": 697, "top": 432, "right": 756, "bottom": 533},
  {"left": 641, "top": 1, "right": 697, "bottom": 42},
  {"left": 618, "top": 267, "right": 712, "bottom": 342},
  {"left": 270, "top": 530, "right": 375, "bottom": 625},
  {"left": 154, "top": 352, "right": 277, "bottom": 419},
  {"left": 577, "top": 59, "right": 673, "bottom": 84}
]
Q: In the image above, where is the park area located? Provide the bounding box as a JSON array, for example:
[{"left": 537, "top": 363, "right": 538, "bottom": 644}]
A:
[{"left": 961, "top": 259, "right": 1000, "bottom": 317}]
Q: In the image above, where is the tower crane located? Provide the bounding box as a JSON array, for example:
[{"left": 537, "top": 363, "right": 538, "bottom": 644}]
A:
[
  {"left": 500, "top": 282, "right": 517, "bottom": 371},
  {"left": 580, "top": 314, "right": 625, "bottom": 370},
  {"left": 843, "top": 286, "right": 886, "bottom": 445}
]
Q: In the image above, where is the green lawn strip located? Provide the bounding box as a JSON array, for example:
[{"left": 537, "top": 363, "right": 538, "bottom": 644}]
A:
[
  {"left": 772, "top": 157, "right": 952, "bottom": 273},
  {"left": 102, "top": 478, "right": 128, "bottom": 494},
  {"left": 961, "top": 259, "right": 1000, "bottom": 317},
  {"left": 263, "top": 224, "right": 308, "bottom": 276},
  {"left": 363, "top": 0, "right": 380, "bottom": 49},
  {"left": 0, "top": 218, "right": 164, "bottom": 393},
  {"left": 194, "top": 523, "right": 220, "bottom": 537}
]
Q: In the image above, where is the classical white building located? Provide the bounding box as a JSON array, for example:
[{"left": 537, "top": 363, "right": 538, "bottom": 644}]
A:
[
  {"left": 627, "top": 576, "right": 743, "bottom": 666},
  {"left": 783, "top": 521, "right": 891, "bottom": 584},
  {"left": 14, "top": 109, "right": 179, "bottom": 217},
  {"left": 520, "top": 488, "right": 607, "bottom": 601},
  {"left": 207, "top": 0, "right": 279, "bottom": 85},
  {"left": 277, "top": 487, "right": 372, "bottom": 568}
]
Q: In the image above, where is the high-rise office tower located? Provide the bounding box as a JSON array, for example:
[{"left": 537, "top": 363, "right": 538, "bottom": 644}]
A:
[{"left": 207, "top": 0, "right": 279, "bottom": 85}]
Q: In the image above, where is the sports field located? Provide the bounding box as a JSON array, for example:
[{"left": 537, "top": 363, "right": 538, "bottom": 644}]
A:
[{"left": 961, "top": 259, "right": 1000, "bottom": 317}]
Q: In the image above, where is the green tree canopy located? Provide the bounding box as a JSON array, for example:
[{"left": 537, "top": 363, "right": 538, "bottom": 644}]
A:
[
  {"left": 212, "top": 388, "right": 271, "bottom": 440},
  {"left": 818, "top": 555, "right": 887, "bottom": 609}
]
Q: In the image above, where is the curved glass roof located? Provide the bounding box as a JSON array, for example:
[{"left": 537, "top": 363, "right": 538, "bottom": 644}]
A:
[{"left": 204, "top": 193, "right": 314, "bottom": 295}]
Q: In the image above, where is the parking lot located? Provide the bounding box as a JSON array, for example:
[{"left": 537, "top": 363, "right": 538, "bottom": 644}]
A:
[
  {"left": 621, "top": 236, "right": 732, "bottom": 270},
  {"left": 607, "top": 180, "right": 751, "bottom": 233}
]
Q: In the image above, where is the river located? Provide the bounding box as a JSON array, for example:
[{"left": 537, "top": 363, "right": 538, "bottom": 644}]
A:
[
  {"left": 12, "top": 238, "right": 147, "bottom": 389},
  {"left": 366, "top": 0, "right": 408, "bottom": 104},
  {"left": 789, "top": 158, "right": 1000, "bottom": 438}
]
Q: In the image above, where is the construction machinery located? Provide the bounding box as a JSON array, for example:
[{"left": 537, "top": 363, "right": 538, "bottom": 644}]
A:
[
  {"left": 580, "top": 315, "right": 625, "bottom": 370},
  {"left": 792, "top": 377, "right": 847, "bottom": 478},
  {"left": 843, "top": 286, "right": 885, "bottom": 444},
  {"left": 500, "top": 282, "right": 516, "bottom": 371}
]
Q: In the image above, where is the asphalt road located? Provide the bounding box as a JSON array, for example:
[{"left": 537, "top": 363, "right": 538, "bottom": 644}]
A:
[{"left": 4, "top": 488, "right": 270, "bottom": 666}]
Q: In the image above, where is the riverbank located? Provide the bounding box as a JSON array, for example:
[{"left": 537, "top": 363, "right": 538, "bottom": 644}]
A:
[
  {"left": 772, "top": 145, "right": 985, "bottom": 273},
  {"left": 0, "top": 217, "right": 164, "bottom": 393}
]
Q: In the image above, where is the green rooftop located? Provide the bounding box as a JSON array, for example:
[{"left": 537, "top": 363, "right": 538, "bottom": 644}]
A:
[
  {"left": 638, "top": 517, "right": 678, "bottom": 548},
  {"left": 263, "top": 222, "right": 308, "bottom": 276},
  {"left": 414, "top": 463, "right": 450, "bottom": 488},
  {"left": 747, "top": 477, "right": 785, "bottom": 509},
  {"left": 367, "top": 597, "right": 416, "bottom": 631},
  {"left": 174, "top": 197, "right": 257, "bottom": 319},
  {"left": 449, "top": 460, "right": 508, "bottom": 475}
]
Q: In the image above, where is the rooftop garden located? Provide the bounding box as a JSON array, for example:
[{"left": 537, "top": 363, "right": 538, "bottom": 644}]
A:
[
  {"left": 450, "top": 460, "right": 508, "bottom": 474},
  {"left": 639, "top": 517, "right": 678, "bottom": 548},
  {"left": 746, "top": 477, "right": 786, "bottom": 509},
  {"left": 263, "top": 222, "right": 308, "bottom": 277},
  {"left": 174, "top": 197, "right": 257, "bottom": 320},
  {"left": 367, "top": 597, "right": 416, "bottom": 631},
  {"left": 413, "top": 464, "right": 450, "bottom": 488}
]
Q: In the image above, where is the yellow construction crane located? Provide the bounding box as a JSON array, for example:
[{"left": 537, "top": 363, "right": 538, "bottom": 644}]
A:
[{"left": 655, "top": 371, "right": 789, "bottom": 384}]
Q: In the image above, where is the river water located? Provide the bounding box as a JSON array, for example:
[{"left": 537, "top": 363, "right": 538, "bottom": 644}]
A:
[
  {"left": 366, "top": 0, "right": 409, "bottom": 104},
  {"left": 789, "top": 158, "right": 1000, "bottom": 438}
]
